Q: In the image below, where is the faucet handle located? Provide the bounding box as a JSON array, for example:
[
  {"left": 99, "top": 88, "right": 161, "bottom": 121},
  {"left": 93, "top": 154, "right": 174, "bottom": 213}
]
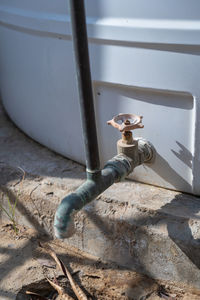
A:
[{"left": 107, "top": 113, "right": 144, "bottom": 132}]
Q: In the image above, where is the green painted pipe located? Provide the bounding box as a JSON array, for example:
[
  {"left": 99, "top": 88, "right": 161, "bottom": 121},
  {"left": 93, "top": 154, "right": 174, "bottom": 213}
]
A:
[{"left": 54, "top": 154, "right": 133, "bottom": 238}]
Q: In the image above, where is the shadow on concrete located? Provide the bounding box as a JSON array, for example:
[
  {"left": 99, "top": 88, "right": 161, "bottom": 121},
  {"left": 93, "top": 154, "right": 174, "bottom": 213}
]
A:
[
  {"left": 0, "top": 186, "right": 51, "bottom": 238},
  {"left": 0, "top": 187, "right": 140, "bottom": 299},
  {"left": 1, "top": 159, "right": 200, "bottom": 298},
  {"left": 162, "top": 195, "right": 200, "bottom": 269},
  {"left": 83, "top": 191, "right": 200, "bottom": 296}
]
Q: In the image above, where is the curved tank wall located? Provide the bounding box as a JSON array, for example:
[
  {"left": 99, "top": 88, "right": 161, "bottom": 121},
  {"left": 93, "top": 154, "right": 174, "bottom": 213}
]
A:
[{"left": 0, "top": 0, "right": 200, "bottom": 195}]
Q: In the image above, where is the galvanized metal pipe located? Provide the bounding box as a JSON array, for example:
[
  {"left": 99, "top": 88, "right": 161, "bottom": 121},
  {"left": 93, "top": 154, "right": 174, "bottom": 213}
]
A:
[{"left": 69, "top": 0, "right": 100, "bottom": 174}]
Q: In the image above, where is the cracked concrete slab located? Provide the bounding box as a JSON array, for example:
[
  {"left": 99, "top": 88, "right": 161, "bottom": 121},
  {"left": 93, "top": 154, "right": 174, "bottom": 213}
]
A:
[{"left": 1, "top": 102, "right": 200, "bottom": 292}]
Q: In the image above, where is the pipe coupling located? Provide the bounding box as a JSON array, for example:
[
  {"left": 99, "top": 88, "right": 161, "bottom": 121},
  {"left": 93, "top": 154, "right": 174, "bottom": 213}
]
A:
[{"left": 104, "top": 154, "right": 133, "bottom": 181}]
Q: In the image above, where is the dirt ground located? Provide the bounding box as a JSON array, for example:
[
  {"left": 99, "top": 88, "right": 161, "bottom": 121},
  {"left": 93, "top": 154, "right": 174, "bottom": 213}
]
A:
[{"left": 0, "top": 222, "right": 199, "bottom": 300}]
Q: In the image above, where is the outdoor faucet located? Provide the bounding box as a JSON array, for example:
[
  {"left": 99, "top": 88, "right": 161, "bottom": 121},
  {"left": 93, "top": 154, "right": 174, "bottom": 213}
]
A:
[
  {"left": 107, "top": 113, "right": 154, "bottom": 167},
  {"left": 54, "top": 114, "right": 154, "bottom": 239}
]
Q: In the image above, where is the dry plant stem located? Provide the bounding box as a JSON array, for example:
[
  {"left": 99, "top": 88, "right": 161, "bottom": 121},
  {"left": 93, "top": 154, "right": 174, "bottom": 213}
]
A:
[
  {"left": 26, "top": 290, "right": 48, "bottom": 300},
  {"left": 59, "top": 259, "right": 88, "bottom": 300},
  {"left": 0, "top": 167, "right": 25, "bottom": 233},
  {"left": 46, "top": 277, "right": 74, "bottom": 300},
  {"left": 0, "top": 193, "right": 18, "bottom": 233},
  {"left": 39, "top": 243, "right": 88, "bottom": 300}
]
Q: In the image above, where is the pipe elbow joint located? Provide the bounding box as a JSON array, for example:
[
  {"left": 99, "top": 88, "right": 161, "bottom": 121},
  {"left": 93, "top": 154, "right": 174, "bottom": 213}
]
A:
[{"left": 54, "top": 153, "right": 136, "bottom": 239}]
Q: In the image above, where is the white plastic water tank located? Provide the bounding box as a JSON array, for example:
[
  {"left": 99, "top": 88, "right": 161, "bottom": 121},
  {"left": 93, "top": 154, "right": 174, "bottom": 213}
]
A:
[{"left": 0, "top": 0, "right": 200, "bottom": 195}]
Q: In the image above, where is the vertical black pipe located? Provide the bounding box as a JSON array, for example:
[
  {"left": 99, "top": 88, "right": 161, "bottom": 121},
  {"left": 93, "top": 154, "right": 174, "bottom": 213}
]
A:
[{"left": 69, "top": 0, "right": 100, "bottom": 173}]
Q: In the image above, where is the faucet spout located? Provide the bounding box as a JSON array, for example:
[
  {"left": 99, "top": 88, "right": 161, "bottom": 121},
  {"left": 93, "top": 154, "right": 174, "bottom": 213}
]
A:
[{"left": 54, "top": 154, "right": 133, "bottom": 238}]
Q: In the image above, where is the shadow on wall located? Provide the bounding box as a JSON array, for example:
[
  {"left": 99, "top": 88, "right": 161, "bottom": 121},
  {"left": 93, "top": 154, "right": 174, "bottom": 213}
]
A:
[
  {"left": 171, "top": 141, "right": 193, "bottom": 169},
  {"left": 95, "top": 80, "right": 194, "bottom": 193},
  {"left": 150, "top": 144, "right": 192, "bottom": 193},
  {"left": 120, "top": 87, "right": 194, "bottom": 193}
]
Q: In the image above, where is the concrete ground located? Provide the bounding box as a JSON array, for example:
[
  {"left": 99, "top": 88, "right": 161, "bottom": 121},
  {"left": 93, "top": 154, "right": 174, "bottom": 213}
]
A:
[{"left": 1, "top": 101, "right": 200, "bottom": 296}]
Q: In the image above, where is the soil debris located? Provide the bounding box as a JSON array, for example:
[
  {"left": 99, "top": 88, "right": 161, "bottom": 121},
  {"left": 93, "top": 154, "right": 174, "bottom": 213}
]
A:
[{"left": 0, "top": 222, "right": 200, "bottom": 300}]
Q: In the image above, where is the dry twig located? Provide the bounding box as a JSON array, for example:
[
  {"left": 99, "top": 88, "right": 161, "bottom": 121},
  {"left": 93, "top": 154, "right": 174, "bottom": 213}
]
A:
[{"left": 39, "top": 242, "right": 88, "bottom": 300}]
